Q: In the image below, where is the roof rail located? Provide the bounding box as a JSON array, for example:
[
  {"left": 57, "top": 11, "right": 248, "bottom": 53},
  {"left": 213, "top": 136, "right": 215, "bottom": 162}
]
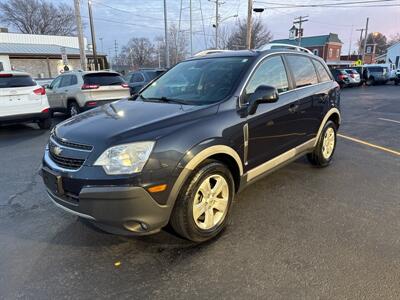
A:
[
  {"left": 259, "top": 43, "right": 313, "bottom": 55},
  {"left": 193, "top": 49, "right": 233, "bottom": 57}
]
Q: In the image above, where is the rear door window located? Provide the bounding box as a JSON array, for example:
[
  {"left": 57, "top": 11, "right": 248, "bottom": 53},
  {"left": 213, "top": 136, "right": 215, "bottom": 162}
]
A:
[
  {"left": 131, "top": 73, "right": 145, "bottom": 83},
  {"left": 286, "top": 55, "right": 319, "bottom": 88},
  {"left": 313, "top": 60, "right": 332, "bottom": 82},
  {"left": 83, "top": 73, "right": 124, "bottom": 86},
  {"left": 0, "top": 75, "right": 35, "bottom": 88},
  {"left": 60, "top": 75, "right": 72, "bottom": 87}
]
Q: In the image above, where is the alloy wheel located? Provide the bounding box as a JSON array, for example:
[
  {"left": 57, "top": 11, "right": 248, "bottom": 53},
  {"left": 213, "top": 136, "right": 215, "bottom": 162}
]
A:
[
  {"left": 322, "top": 127, "right": 335, "bottom": 159},
  {"left": 192, "top": 174, "right": 229, "bottom": 230}
]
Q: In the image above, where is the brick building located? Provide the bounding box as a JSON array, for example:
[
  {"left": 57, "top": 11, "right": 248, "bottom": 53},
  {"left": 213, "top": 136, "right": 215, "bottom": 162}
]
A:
[{"left": 271, "top": 32, "right": 343, "bottom": 64}]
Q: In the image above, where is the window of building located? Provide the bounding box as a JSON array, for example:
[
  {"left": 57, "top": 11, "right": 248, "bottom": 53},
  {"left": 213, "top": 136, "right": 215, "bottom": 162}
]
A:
[
  {"left": 244, "top": 55, "right": 289, "bottom": 99},
  {"left": 286, "top": 55, "right": 319, "bottom": 88},
  {"left": 336, "top": 49, "right": 340, "bottom": 58},
  {"left": 329, "top": 48, "right": 333, "bottom": 58},
  {"left": 313, "top": 49, "right": 319, "bottom": 56}
]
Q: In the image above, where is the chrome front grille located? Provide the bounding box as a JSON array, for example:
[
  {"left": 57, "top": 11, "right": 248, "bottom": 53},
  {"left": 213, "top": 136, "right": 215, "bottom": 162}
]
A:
[
  {"left": 51, "top": 134, "right": 93, "bottom": 151},
  {"left": 49, "top": 151, "right": 85, "bottom": 170},
  {"left": 48, "top": 134, "right": 93, "bottom": 170}
]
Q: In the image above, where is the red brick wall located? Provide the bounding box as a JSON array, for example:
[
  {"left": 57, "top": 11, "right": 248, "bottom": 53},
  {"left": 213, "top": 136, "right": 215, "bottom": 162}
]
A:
[{"left": 324, "top": 43, "right": 342, "bottom": 61}]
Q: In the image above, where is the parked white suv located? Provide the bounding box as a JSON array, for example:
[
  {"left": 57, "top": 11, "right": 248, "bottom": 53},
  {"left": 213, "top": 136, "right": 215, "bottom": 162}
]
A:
[
  {"left": 46, "top": 71, "right": 130, "bottom": 117},
  {"left": 0, "top": 71, "right": 51, "bottom": 129}
]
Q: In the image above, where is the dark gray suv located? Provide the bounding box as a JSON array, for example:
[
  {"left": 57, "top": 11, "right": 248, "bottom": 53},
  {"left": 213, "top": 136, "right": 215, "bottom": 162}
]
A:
[{"left": 42, "top": 49, "right": 341, "bottom": 242}]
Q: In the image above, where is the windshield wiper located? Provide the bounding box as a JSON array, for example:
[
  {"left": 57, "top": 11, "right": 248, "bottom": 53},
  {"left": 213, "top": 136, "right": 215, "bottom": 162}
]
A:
[{"left": 143, "top": 96, "right": 189, "bottom": 105}]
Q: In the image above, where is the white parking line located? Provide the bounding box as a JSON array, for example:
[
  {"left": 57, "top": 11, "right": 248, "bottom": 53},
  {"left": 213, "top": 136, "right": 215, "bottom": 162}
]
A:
[
  {"left": 338, "top": 134, "right": 400, "bottom": 157},
  {"left": 378, "top": 118, "right": 400, "bottom": 124}
]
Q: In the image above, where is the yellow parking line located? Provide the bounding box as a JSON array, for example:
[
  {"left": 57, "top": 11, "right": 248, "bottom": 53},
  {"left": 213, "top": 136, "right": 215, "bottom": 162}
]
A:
[{"left": 338, "top": 134, "right": 400, "bottom": 157}]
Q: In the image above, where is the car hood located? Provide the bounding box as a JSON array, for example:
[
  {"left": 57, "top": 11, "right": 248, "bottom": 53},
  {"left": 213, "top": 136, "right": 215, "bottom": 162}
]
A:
[{"left": 55, "top": 99, "right": 218, "bottom": 146}]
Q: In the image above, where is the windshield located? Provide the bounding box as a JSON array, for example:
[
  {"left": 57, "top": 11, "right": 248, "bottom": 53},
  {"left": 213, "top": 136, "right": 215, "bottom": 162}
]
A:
[
  {"left": 140, "top": 57, "right": 253, "bottom": 105},
  {"left": 0, "top": 75, "right": 35, "bottom": 88}
]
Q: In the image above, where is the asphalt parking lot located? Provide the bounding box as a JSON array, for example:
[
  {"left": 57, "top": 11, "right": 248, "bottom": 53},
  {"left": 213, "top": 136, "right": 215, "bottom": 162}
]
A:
[{"left": 0, "top": 85, "right": 399, "bottom": 299}]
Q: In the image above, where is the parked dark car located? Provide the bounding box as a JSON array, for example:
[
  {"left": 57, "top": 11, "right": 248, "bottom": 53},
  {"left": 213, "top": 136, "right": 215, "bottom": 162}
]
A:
[
  {"left": 126, "top": 68, "right": 166, "bottom": 95},
  {"left": 363, "top": 66, "right": 389, "bottom": 86},
  {"left": 394, "top": 69, "right": 400, "bottom": 85},
  {"left": 41, "top": 49, "right": 341, "bottom": 242},
  {"left": 331, "top": 69, "right": 350, "bottom": 88}
]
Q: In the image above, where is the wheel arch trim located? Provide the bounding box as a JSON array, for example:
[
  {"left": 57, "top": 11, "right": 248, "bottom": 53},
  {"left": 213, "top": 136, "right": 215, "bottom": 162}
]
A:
[
  {"left": 315, "top": 108, "right": 341, "bottom": 146},
  {"left": 184, "top": 145, "right": 243, "bottom": 176}
]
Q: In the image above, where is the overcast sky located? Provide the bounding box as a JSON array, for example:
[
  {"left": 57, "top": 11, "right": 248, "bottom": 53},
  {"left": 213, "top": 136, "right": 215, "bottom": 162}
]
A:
[{"left": 76, "top": 0, "right": 400, "bottom": 56}]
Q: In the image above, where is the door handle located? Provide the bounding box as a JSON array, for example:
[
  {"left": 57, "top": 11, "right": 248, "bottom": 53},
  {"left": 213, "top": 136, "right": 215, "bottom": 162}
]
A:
[{"left": 288, "top": 104, "right": 299, "bottom": 113}]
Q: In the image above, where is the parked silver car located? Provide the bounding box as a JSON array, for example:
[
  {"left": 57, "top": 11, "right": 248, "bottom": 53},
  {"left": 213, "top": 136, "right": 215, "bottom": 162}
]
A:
[
  {"left": 46, "top": 71, "right": 130, "bottom": 116},
  {"left": 344, "top": 69, "right": 361, "bottom": 86}
]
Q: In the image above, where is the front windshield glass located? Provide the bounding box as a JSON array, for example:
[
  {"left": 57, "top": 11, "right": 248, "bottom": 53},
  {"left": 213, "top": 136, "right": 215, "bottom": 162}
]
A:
[{"left": 140, "top": 57, "right": 253, "bottom": 105}]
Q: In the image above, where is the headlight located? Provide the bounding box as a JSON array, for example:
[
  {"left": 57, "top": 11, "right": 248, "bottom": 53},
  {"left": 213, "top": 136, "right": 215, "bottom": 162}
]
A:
[{"left": 94, "top": 141, "right": 155, "bottom": 175}]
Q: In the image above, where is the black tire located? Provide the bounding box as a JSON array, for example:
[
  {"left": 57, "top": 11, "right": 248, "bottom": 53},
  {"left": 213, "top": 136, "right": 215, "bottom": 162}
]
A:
[
  {"left": 68, "top": 101, "right": 80, "bottom": 117},
  {"left": 307, "top": 121, "right": 337, "bottom": 168},
  {"left": 170, "top": 160, "right": 235, "bottom": 242},
  {"left": 38, "top": 118, "right": 51, "bottom": 130}
]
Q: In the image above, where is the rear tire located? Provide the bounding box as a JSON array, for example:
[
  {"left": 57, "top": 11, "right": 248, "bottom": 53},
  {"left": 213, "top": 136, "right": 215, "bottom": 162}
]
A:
[
  {"left": 38, "top": 118, "right": 51, "bottom": 130},
  {"left": 307, "top": 121, "right": 337, "bottom": 168},
  {"left": 68, "top": 101, "right": 80, "bottom": 117},
  {"left": 170, "top": 160, "right": 234, "bottom": 242}
]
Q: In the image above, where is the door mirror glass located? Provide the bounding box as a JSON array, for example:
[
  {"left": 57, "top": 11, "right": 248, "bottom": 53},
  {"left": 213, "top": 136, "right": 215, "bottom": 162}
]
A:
[{"left": 248, "top": 85, "right": 279, "bottom": 115}]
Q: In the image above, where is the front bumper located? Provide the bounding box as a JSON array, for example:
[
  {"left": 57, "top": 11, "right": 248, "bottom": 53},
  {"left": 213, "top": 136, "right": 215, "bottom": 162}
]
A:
[
  {"left": 45, "top": 182, "right": 170, "bottom": 235},
  {"left": 41, "top": 148, "right": 173, "bottom": 235},
  {"left": 0, "top": 111, "right": 50, "bottom": 124}
]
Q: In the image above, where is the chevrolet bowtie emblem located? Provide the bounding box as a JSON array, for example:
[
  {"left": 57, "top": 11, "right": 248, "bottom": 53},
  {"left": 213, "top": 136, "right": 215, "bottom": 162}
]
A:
[{"left": 52, "top": 146, "right": 62, "bottom": 156}]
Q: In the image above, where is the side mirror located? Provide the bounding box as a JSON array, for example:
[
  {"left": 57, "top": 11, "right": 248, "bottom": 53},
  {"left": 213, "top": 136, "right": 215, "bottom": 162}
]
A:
[
  {"left": 43, "top": 84, "right": 50, "bottom": 89},
  {"left": 248, "top": 85, "right": 279, "bottom": 115}
]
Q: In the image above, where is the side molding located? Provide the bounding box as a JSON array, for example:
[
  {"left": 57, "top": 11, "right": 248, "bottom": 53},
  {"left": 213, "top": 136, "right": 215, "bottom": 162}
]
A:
[
  {"left": 315, "top": 108, "right": 341, "bottom": 146},
  {"left": 184, "top": 145, "right": 244, "bottom": 176},
  {"left": 246, "top": 138, "right": 316, "bottom": 181}
]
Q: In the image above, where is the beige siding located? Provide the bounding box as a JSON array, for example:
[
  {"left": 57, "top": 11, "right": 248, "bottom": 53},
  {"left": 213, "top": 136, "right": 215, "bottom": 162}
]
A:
[{"left": 10, "top": 58, "right": 81, "bottom": 78}]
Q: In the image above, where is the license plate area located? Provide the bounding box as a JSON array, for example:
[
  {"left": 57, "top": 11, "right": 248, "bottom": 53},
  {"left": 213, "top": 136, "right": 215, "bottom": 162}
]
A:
[{"left": 42, "top": 168, "right": 64, "bottom": 195}]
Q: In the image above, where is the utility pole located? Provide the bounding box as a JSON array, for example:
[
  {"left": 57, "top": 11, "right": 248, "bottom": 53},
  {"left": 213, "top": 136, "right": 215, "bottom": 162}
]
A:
[
  {"left": 163, "top": 0, "right": 170, "bottom": 68},
  {"left": 246, "top": 0, "right": 252, "bottom": 49},
  {"left": 114, "top": 40, "right": 118, "bottom": 68},
  {"left": 362, "top": 17, "right": 369, "bottom": 64},
  {"left": 294, "top": 16, "right": 309, "bottom": 46},
  {"left": 189, "top": 0, "right": 193, "bottom": 56},
  {"left": 356, "top": 28, "right": 364, "bottom": 59},
  {"left": 215, "top": 0, "right": 219, "bottom": 49},
  {"left": 73, "top": 0, "right": 87, "bottom": 70},
  {"left": 88, "top": 0, "right": 98, "bottom": 70}
]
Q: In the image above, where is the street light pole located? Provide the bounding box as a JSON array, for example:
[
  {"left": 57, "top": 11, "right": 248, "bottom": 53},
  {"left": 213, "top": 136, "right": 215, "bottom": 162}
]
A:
[
  {"left": 163, "top": 0, "right": 170, "bottom": 68},
  {"left": 246, "top": 0, "right": 252, "bottom": 49},
  {"left": 88, "top": 0, "right": 99, "bottom": 70},
  {"left": 73, "top": 0, "right": 87, "bottom": 70}
]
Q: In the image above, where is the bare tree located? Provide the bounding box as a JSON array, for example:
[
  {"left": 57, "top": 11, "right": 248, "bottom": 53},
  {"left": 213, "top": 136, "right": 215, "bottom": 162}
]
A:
[
  {"left": 0, "top": 0, "right": 77, "bottom": 35},
  {"left": 358, "top": 32, "right": 388, "bottom": 56},
  {"left": 121, "top": 38, "right": 155, "bottom": 69},
  {"left": 157, "top": 23, "right": 188, "bottom": 67},
  {"left": 388, "top": 33, "right": 400, "bottom": 48},
  {"left": 226, "top": 18, "right": 272, "bottom": 50}
]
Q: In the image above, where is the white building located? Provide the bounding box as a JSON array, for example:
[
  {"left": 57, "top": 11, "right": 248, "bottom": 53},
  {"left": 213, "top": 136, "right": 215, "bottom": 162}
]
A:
[
  {"left": 0, "top": 29, "right": 106, "bottom": 78},
  {"left": 386, "top": 42, "right": 400, "bottom": 70}
]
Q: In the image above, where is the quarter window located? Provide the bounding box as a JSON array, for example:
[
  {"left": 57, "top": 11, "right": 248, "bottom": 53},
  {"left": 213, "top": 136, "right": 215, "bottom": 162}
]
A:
[
  {"left": 245, "top": 56, "right": 289, "bottom": 99},
  {"left": 286, "top": 55, "right": 319, "bottom": 88},
  {"left": 313, "top": 60, "right": 332, "bottom": 82}
]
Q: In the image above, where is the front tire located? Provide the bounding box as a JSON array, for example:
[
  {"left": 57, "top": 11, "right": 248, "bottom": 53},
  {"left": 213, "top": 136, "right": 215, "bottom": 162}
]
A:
[
  {"left": 170, "top": 161, "right": 234, "bottom": 242},
  {"left": 307, "top": 121, "right": 337, "bottom": 167}
]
